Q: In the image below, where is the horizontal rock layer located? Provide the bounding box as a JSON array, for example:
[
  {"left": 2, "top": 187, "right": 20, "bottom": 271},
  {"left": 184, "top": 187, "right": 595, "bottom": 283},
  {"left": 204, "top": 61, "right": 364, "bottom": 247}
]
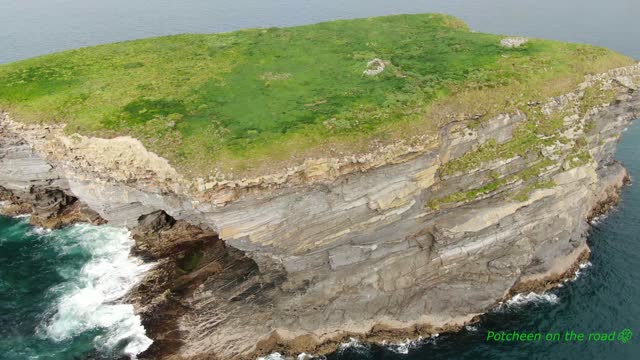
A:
[{"left": 1, "top": 64, "right": 640, "bottom": 359}]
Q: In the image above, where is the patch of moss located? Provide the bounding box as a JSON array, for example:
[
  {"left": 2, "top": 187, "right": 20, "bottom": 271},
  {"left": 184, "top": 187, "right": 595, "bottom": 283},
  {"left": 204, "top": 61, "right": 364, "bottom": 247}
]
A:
[
  {"left": 115, "top": 98, "right": 187, "bottom": 127},
  {"left": 584, "top": 119, "right": 596, "bottom": 134},
  {"left": 567, "top": 149, "right": 593, "bottom": 169},
  {"left": 440, "top": 106, "right": 573, "bottom": 178},
  {"left": 518, "top": 158, "right": 555, "bottom": 180},
  {"left": 177, "top": 250, "right": 204, "bottom": 273},
  {"left": 579, "top": 86, "right": 618, "bottom": 117},
  {"left": 427, "top": 177, "right": 507, "bottom": 210},
  {"left": 429, "top": 157, "right": 556, "bottom": 208},
  {"left": 511, "top": 180, "right": 557, "bottom": 202}
]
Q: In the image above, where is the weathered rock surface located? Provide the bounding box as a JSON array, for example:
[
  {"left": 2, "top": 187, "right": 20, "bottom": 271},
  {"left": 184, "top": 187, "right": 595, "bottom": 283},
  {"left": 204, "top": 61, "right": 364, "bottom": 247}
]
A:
[
  {"left": 1, "top": 63, "right": 640, "bottom": 359},
  {"left": 0, "top": 123, "right": 104, "bottom": 228},
  {"left": 500, "top": 37, "right": 529, "bottom": 48},
  {"left": 124, "top": 210, "right": 261, "bottom": 359}
]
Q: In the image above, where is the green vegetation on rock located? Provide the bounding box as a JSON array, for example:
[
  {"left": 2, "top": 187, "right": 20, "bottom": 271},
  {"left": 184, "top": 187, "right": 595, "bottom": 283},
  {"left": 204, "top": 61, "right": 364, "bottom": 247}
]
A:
[
  {"left": 427, "top": 177, "right": 507, "bottom": 209},
  {"left": 0, "top": 14, "right": 633, "bottom": 177},
  {"left": 428, "top": 157, "right": 558, "bottom": 209},
  {"left": 441, "top": 103, "right": 583, "bottom": 179},
  {"left": 177, "top": 250, "right": 204, "bottom": 273},
  {"left": 510, "top": 180, "right": 556, "bottom": 202}
]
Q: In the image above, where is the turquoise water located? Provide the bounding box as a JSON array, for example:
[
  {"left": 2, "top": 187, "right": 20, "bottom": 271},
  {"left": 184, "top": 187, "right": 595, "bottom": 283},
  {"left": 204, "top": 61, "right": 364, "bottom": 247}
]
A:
[{"left": 0, "top": 220, "right": 152, "bottom": 359}]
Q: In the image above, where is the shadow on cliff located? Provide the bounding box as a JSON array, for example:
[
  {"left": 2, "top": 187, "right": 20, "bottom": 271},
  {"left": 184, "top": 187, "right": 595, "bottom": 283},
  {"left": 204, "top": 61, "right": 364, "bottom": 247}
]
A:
[{"left": 127, "top": 210, "right": 280, "bottom": 360}]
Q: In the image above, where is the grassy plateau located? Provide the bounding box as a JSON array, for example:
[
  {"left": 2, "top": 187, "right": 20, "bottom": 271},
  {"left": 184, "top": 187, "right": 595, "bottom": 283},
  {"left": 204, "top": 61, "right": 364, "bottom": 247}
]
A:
[{"left": 0, "top": 14, "right": 633, "bottom": 177}]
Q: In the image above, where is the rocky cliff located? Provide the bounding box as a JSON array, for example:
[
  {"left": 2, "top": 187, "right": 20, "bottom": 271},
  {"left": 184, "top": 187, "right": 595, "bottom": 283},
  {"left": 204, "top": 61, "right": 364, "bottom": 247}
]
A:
[{"left": 1, "top": 63, "right": 640, "bottom": 359}]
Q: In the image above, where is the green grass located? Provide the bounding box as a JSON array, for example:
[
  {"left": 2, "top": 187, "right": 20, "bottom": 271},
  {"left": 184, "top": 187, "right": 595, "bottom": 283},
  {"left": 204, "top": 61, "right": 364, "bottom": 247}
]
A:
[
  {"left": 511, "top": 180, "right": 557, "bottom": 202},
  {"left": 0, "top": 14, "right": 633, "bottom": 177},
  {"left": 427, "top": 157, "right": 558, "bottom": 209},
  {"left": 427, "top": 177, "right": 507, "bottom": 210},
  {"left": 441, "top": 106, "right": 586, "bottom": 178}
]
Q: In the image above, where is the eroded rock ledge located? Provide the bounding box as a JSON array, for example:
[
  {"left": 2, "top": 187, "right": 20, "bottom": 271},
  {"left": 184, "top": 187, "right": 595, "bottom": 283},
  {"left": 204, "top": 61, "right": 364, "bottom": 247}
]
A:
[
  {"left": 0, "top": 132, "right": 104, "bottom": 228},
  {"left": 1, "top": 63, "right": 640, "bottom": 359}
]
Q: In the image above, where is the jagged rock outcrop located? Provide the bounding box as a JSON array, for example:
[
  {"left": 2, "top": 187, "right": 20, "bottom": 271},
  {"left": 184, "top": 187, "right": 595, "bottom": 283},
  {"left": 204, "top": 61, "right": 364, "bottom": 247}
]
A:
[
  {"left": 1, "top": 63, "right": 640, "bottom": 359},
  {"left": 0, "top": 125, "right": 103, "bottom": 228},
  {"left": 125, "top": 210, "right": 261, "bottom": 359}
]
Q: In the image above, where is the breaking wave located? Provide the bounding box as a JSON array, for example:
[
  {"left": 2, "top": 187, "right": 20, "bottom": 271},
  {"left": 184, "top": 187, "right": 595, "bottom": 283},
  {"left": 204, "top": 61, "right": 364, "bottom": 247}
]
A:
[
  {"left": 498, "top": 292, "right": 560, "bottom": 310},
  {"left": 38, "top": 224, "right": 154, "bottom": 358},
  {"left": 465, "top": 325, "right": 478, "bottom": 332},
  {"left": 382, "top": 337, "right": 424, "bottom": 354},
  {"left": 257, "top": 353, "right": 287, "bottom": 360},
  {"left": 573, "top": 261, "right": 593, "bottom": 280},
  {"left": 338, "top": 337, "right": 370, "bottom": 353},
  {"left": 257, "top": 353, "right": 318, "bottom": 360}
]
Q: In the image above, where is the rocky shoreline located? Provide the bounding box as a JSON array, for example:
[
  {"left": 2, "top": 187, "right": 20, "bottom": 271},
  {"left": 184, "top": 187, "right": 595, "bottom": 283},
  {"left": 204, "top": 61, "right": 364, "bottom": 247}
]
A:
[{"left": 1, "top": 63, "right": 640, "bottom": 359}]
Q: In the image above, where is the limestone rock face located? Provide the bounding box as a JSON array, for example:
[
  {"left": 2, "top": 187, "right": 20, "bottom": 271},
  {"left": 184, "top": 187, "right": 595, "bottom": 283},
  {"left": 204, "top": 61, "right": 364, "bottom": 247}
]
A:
[
  {"left": 0, "top": 125, "right": 103, "bottom": 228},
  {"left": 2, "top": 63, "right": 640, "bottom": 359}
]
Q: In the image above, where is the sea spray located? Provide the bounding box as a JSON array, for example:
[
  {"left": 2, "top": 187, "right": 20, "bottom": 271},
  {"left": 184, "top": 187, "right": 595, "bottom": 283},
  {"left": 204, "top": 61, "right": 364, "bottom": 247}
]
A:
[
  {"left": 38, "top": 224, "right": 154, "bottom": 358},
  {"left": 257, "top": 353, "right": 286, "bottom": 360},
  {"left": 495, "top": 292, "right": 560, "bottom": 312},
  {"left": 572, "top": 261, "right": 593, "bottom": 280},
  {"left": 382, "top": 337, "right": 423, "bottom": 354},
  {"left": 338, "top": 337, "right": 370, "bottom": 353},
  {"left": 256, "top": 352, "right": 317, "bottom": 360}
]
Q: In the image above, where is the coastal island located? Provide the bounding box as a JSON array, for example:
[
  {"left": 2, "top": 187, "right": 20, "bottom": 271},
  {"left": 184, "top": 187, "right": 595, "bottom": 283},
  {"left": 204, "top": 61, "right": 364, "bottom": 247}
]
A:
[{"left": 1, "top": 14, "right": 639, "bottom": 359}]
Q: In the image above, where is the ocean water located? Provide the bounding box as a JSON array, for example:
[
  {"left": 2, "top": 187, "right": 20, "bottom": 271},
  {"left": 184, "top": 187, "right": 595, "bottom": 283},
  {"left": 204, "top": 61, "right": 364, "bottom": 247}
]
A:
[
  {"left": 0, "top": 219, "right": 153, "bottom": 359},
  {"left": 0, "top": 1, "right": 639, "bottom": 359},
  {"left": 1, "top": 0, "right": 640, "bottom": 65}
]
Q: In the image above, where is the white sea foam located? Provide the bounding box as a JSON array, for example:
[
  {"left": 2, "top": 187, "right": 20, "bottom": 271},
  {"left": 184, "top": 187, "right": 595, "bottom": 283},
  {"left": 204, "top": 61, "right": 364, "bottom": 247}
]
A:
[
  {"left": 504, "top": 292, "right": 560, "bottom": 307},
  {"left": 572, "top": 261, "right": 593, "bottom": 280},
  {"left": 580, "top": 261, "right": 592, "bottom": 269},
  {"left": 591, "top": 214, "right": 608, "bottom": 224},
  {"left": 39, "top": 224, "right": 154, "bottom": 358},
  {"left": 257, "top": 353, "right": 286, "bottom": 360},
  {"left": 338, "top": 337, "right": 369, "bottom": 353},
  {"left": 256, "top": 352, "right": 318, "bottom": 360},
  {"left": 383, "top": 337, "right": 423, "bottom": 354},
  {"left": 29, "top": 226, "right": 52, "bottom": 235}
]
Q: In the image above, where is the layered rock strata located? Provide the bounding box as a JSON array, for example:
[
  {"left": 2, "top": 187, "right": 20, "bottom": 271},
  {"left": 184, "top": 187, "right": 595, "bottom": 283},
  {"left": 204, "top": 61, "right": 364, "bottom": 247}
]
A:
[
  {"left": 1, "top": 64, "right": 640, "bottom": 359},
  {"left": 0, "top": 127, "right": 103, "bottom": 228}
]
